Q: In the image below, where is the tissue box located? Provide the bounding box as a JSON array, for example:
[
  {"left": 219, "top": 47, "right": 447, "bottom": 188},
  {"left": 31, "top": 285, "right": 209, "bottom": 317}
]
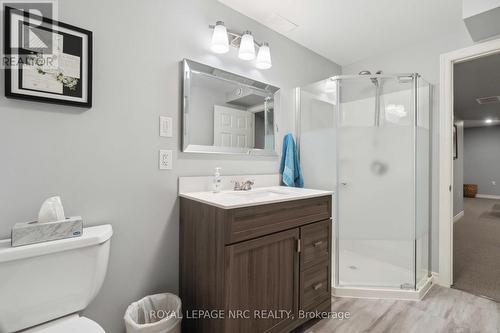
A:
[{"left": 11, "top": 216, "right": 83, "bottom": 247}]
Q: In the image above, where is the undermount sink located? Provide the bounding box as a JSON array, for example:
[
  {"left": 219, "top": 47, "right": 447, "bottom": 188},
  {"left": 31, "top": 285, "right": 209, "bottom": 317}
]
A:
[{"left": 227, "top": 188, "right": 293, "bottom": 200}]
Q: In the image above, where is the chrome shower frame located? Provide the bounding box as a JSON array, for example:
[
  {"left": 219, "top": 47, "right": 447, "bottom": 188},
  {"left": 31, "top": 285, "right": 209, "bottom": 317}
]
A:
[{"left": 294, "top": 72, "right": 433, "bottom": 300}]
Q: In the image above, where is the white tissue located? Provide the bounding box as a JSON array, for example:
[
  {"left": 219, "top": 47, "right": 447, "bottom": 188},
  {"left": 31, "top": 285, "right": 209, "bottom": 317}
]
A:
[{"left": 38, "top": 196, "right": 66, "bottom": 223}]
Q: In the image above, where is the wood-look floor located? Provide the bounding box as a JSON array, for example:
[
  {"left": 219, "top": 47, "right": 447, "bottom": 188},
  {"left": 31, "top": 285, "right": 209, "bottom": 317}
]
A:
[{"left": 300, "top": 285, "right": 500, "bottom": 333}]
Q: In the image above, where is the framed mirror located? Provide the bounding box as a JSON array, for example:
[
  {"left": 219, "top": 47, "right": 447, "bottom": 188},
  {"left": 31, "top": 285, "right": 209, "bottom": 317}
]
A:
[{"left": 182, "top": 59, "right": 279, "bottom": 155}]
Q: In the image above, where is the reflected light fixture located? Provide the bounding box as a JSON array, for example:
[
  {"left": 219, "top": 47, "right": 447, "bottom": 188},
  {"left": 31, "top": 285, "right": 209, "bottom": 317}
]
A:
[
  {"left": 210, "top": 21, "right": 229, "bottom": 54},
  {"left": 485, "top": 119, "right": 493, "bottom": 124},
  {"left": 256, "top": 42, "right": 272, "bottom": 69},
  {"left": 324, "top": 78, "right": 336, "bottom": 93},
  {"left": 209, "top": 22, "right": 272, "bottom": 69}
]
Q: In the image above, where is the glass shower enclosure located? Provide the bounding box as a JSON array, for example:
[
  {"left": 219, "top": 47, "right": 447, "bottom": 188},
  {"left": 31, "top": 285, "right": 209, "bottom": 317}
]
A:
[{"left": 296, "top": 73, "right": 431, "bottom": 293}]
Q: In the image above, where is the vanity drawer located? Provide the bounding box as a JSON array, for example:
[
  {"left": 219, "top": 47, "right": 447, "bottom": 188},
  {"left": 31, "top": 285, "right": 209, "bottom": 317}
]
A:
[
  {"left": 225, "top": 196, "right": 331, "bottom": 244},
  {"left": 300, "top": 262, "right": 331, "bottom": 311},
  {"left": 300, "top": 220, "right": 331, "bottom": 270}
]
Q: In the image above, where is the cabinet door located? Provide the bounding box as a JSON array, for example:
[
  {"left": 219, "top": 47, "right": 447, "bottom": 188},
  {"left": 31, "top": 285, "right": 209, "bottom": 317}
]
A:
[{"left": 225, "top": 229, "right": 299, "bottom": 333}]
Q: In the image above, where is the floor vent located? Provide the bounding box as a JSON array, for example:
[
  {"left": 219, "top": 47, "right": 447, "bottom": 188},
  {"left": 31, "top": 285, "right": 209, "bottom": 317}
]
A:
[{"left": 476, "top": 96, "right": 500, "bottom": 104}]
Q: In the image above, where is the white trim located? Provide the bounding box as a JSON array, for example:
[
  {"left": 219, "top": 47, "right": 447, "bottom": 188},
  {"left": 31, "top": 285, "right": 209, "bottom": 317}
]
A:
[
  {"left": 439, "top": 37, "right": 500, "bottom": 289},
  {"left": 476, "top": 194, "right": 500, "bottom": 200},
  {"left": 431, "top": 271, "right": 449, "bottom": 287},
  {"left": 332, "top": 276, "right": 434, "bottom": 301},
  {"left": 453, "top": 211, "right": 464, "bottom": 223}
]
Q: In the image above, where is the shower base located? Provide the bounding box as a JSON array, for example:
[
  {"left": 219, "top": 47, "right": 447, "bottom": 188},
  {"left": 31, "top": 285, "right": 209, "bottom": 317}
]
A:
[{"left": 332, "top": 276, "right": 434, "bottom": 301}]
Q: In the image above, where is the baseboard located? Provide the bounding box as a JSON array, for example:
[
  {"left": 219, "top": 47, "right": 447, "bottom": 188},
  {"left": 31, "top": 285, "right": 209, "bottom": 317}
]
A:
[
  {"left": 476, "top": 194, "right": 500, "bottom": 200},
  {"left": 453, "top": 210, "right": 464, "bottom": 223}
]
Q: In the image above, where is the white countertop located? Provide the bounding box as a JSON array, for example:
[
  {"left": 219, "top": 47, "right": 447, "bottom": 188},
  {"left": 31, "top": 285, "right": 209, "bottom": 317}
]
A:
[{"left": 179, "top": 186, "right": 333, "bottom": 209}]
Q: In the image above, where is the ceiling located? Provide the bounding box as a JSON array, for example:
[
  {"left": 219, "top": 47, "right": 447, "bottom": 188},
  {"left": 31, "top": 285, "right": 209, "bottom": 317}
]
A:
[
  {"left": 454, "top": 52, "right": 500, "bottom": 127},
  {"left": 219, "top": 0, "right": 467, "bottom": 65}
]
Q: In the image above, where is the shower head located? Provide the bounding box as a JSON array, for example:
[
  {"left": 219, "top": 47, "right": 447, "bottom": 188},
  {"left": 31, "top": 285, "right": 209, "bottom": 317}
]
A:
[
  {"left": 359, "top": 70, "right": 380, "bottom": 87},
  {"left": 358, "top": 70, "right": 383, "bottom": 75},
  {"left": 359, "top": 70, "right": 383, "bottom": 127},
  {"left": 358, "top": 70, "right": 382, "bottom": 87}
]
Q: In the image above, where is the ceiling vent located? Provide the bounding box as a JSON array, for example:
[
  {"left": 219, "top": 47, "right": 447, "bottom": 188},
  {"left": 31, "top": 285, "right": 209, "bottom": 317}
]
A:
[
  {"left": 476, "top": 96, "right": 500, "bottom": 104},
  {"left": 263, "top": 12, "right": 298, "bottom": 34}
]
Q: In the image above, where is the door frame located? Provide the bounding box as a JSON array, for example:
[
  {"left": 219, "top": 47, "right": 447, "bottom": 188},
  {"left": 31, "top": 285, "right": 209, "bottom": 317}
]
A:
[{"left": 438, "top": 38, "right": 500, "bottom": 287}]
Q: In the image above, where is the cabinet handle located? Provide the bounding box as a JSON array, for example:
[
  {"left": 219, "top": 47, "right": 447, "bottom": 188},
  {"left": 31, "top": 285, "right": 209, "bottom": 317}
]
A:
[
  {"left": 313, "top": 240, "right": 323, "bottom": 247},
  {"left": 313, "top": 283, "right": 323, "bottom": 290}
]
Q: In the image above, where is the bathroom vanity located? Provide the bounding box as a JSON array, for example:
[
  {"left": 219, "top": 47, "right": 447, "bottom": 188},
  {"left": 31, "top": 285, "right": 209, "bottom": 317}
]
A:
[{"left": 179, "top": 176, "right": 332, "bottom": 333}]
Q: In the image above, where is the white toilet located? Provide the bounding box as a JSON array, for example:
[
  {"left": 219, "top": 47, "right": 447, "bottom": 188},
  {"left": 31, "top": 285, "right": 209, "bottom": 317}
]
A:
[{"left": 0, "top": 224, "right": 113, "bottom": 333}]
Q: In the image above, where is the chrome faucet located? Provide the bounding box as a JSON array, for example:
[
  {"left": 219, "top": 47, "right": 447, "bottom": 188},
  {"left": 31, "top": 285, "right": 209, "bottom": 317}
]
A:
[{"left": 233, "top": 180, "right": 255, "bottom": 191}]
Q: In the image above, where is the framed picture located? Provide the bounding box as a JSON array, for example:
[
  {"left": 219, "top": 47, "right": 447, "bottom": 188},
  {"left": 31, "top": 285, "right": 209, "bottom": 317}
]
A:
[
  {"left": 453, "top": 124, "right": 458, "bottom": 160},
  {"left": 4, "top": 7, "right": 92, "bottom": 107}
]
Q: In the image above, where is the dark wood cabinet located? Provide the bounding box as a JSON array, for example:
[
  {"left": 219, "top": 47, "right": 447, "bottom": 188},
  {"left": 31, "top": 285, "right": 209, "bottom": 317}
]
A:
[
  {"left": 225, "top": 229, "right": 299, "bottom": 333},
  {"left": 180, "top": 195, "right": 332, "bottom": 333}
]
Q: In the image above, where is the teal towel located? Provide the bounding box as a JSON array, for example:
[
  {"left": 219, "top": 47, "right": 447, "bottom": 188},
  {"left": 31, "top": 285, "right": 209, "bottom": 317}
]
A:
[{"left": 279, "top": 133, "right": 304, "bottom": 188}]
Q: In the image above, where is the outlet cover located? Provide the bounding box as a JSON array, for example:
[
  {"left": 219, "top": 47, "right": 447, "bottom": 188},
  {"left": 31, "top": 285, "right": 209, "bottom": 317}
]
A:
[
  {"left": 159, "top": 116, "right": 173, "bottom": 137},
  {"left": 159, "top": 150, "right": 173, "bottom": 170}
]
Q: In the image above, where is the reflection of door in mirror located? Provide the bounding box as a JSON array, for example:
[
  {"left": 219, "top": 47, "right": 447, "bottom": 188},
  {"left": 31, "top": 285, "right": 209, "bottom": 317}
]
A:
[{"left": 214, "top": 105, "right": 255, "bottom": 148}]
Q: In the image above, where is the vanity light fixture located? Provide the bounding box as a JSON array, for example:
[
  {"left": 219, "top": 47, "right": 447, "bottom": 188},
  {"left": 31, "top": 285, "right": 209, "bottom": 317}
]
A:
[
  {"left": 239, "top": 31, "right": 256, "bottom": 60},
  {"left": 210, "top": 21, "right": 229, "bottom": 54},
  {"left": 209, "top": 21, "right": 272, "bottom": 69},
  {"left": 256, "top": 42, "right": 272, "bottom": 69}
]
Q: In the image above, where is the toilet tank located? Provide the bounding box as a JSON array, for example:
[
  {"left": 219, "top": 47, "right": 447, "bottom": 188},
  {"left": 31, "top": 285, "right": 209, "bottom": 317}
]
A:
[{"left": 0, "top": 224, "right": 113, "bottom": 333}]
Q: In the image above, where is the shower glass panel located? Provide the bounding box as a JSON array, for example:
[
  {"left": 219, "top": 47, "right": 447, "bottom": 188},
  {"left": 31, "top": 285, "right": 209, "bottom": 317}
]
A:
[
  {"left": 297, "top": 73, "right": 430, "bottom": 292},
  {"left": 337, "top": 75, "right": 415, "bottom": 289}
]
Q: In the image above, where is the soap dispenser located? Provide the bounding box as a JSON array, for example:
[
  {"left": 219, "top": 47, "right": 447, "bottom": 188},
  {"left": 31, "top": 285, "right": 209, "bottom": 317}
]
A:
[{"left": 213, "top": 167, "right": 222, "bottom": 193}]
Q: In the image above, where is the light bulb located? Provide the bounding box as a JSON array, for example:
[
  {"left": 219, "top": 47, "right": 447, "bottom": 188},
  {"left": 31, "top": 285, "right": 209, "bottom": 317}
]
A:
[
  {"left": 211, "top": 21, "right": 229, "bottom": 54},
  {"left": 238, "top": 31, "right": 255, "bottom": 60},
  {"left": 256, "top": 43, "right": 272, "bottom": 69}
]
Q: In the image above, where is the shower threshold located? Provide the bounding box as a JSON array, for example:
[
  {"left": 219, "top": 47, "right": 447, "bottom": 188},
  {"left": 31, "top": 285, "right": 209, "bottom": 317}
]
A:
[{"left": 332, "top": 276, "right": 434, "bottom": 301}]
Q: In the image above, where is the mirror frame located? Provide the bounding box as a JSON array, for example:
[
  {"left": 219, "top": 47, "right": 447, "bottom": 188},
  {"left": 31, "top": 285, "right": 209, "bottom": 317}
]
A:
[{"left": 182, "top": 59, "right": 280, "bottom": 156}]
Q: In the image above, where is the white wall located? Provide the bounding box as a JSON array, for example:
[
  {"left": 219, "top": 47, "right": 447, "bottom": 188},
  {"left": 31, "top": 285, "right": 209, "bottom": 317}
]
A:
[
  {"left": 0, "top": 1, "right": 340, "bottom": 332},
  {"left": 342, "top": 28, "right": 476, "bottom": 272}
]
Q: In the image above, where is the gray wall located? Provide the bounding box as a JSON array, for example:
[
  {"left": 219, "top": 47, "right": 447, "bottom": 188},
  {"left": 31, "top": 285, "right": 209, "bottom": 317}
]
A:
[
  {"left": 342, "top": 28, "right": 476, "bottom": 272},
  {"left": 0, "top": 1, "right": 340, "bottom": 332},
  {"left": 453, "top": 122, "right": 465, "bottom": 216},
  {"left": 464, "top": 126, "right": 500, "bottom": 195}
]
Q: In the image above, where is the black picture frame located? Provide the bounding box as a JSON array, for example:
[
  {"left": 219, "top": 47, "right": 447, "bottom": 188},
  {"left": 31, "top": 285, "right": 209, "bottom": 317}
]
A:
[
  {"left": 4, "top": 6, "right": 92, "bottom": 108},
  {"left": 453, "top": 124, "right": 458, "bottom": 160}
]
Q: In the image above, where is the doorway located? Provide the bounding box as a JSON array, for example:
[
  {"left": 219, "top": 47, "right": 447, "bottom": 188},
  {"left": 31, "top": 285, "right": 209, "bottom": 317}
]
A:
[
  {"left": 439, "top": 38, "right": 500, "bottom": 289},
  {"left": 452, "top": 54, "right": 500, "bottom": 299}
]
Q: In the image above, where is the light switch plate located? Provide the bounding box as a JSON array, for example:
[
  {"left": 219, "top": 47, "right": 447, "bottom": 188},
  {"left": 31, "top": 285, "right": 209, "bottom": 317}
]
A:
[
  {"left": 159, "top": 150, "right": 173, "bottom": 170},
  {"left": 159, "top": 116, "right": 173, "bottom": 137}
]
